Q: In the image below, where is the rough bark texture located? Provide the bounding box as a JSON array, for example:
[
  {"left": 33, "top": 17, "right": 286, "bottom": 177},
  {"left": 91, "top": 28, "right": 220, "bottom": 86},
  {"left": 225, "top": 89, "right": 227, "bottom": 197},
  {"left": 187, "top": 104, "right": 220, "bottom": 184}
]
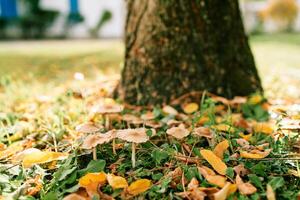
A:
[{"left": 118, "top": 0, "right": 262, "bottom": 105}]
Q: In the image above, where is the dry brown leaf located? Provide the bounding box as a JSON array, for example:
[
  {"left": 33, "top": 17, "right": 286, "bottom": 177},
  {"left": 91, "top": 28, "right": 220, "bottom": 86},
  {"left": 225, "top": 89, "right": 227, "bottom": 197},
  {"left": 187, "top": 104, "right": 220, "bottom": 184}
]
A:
[
  {"left": 63, "top": 193, "right": 88, "bottom": 200},
  {"left": 200, "top": 149, "right": 228, "bottom": 175},
  {"left": 187, "top": 178, "right": 199, "bottom": 190},
  {"left": 233, "top": 164, "right": 249, "bottom": 176},
  {"left": 236, "top": 175, "right": 257, "bottom": 195},
  {"left": 193, "top": 127, "right": 212, "bottom": 139},
  {"left": 213, "top": 140, "right": 229, "bottom": 159}
]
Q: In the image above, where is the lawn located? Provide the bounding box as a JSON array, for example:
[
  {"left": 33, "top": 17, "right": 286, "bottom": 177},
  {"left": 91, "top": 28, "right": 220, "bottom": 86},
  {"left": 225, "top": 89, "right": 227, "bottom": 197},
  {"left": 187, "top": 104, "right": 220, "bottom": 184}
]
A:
[
  {"left": 0, "top": 33, "right": 299, "bottom": 99},
  {"left": 0, "top": 34, "right": 299, "bottom": 199}
]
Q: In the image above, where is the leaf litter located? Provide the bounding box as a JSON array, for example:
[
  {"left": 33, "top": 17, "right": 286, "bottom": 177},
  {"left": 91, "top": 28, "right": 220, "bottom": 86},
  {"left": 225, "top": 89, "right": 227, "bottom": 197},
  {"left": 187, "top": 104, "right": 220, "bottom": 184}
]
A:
[{"left": 0, "top": 78, "right": 299, "bottom": 199}]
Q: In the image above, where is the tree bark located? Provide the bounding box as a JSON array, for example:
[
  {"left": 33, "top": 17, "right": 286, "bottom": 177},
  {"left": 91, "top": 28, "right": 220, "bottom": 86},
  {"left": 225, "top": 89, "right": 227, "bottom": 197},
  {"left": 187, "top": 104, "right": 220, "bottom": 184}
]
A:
[{"left": 118, "top": 0, "right": 262, "bottom": 105}]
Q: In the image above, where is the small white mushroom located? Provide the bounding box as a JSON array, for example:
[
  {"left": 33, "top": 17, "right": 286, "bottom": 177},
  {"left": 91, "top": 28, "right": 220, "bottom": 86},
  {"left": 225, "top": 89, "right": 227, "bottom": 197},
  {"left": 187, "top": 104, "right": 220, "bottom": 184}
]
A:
[
  {"left": 82, "top": 131, "right": 114, "bottom": 160},
  {"left": 116, "top": 128, "right": 149, "bottom": 168}
]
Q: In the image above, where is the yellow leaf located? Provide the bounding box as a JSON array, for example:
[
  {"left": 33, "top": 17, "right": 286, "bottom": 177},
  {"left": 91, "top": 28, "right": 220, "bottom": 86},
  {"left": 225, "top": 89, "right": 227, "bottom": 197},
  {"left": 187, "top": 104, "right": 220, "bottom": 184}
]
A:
[
  {"left": 239, "top": 132, "right": 253, "bottom": 141},
  {"left": 248, "top": 94, "right": 263, "bottom": 105},
  {"left": 206, "top": 175, "right": 227, "bottom": 188},
  {"left": 254, "top": 122, "right": 273, "bottom": 135},
  {"left": 227, "top": 184, "right": 238, "bottom": 195},
  {"left": 127, "top": 179, "right": 152, "bottom": 196},
  {"left": 214, "top": 182, "right": 232, "bottom": 200},
  {"left": 211, "top": 124, "right": 235, "bottom": 133},
  {"left": 213, "top": 140, "right": 229, "bottom": 159},
  {"left": 198, "top": 116, "right": 210, "bottom": 125},
  {"left": 266, "top": 184, "right": 276, "bottom": 200},
  {"left": 0, "top": 143, "right": 23, "bottom": 160},
  {"left": 79, "top": 172, "right": 106, "bottom": 192},
  {"left": 22, "top": 151, "right": 68, "bottom": 168},
  {"left": 200, "top": 149, "right": 227, "bottom": 175},
  {"left": 183, "top": 103, "right": 199, "bottom": 114},
  {"left": 107, "top": 174, "right": 128, "bottom": 189},
  {"left": 240, "top": 150, "right": 271, "bottom": 159}
]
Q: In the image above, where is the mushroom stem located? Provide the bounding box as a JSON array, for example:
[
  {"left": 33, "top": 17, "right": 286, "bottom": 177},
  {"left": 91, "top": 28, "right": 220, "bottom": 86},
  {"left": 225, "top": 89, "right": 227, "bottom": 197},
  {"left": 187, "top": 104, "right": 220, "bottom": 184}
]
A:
[
  {"left": 132, "top": 142, "right": 136, "bottom": 168},
  {"left": 112, "top": 138, "right": 116, "bottom": 155},
  {"left": 105, "top": 115, "right": 110, "bottom": 130},
  {"left": 93, "top": 146, "right": 97, "bottom": 160}
]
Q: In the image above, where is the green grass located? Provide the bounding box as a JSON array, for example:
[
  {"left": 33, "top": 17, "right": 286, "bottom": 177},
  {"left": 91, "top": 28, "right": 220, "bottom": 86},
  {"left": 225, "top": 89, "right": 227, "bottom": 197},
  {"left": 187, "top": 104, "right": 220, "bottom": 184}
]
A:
[{"left": 0, "top": 34, "right": 299, "bottom": 97}]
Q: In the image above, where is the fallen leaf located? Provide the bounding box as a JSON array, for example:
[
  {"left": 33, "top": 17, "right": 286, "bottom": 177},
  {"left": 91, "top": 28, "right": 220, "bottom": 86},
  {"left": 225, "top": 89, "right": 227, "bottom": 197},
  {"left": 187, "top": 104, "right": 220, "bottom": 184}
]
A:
[
  {"left": 107, "top": 174, "right": 128, "bottom": 189},
  {"left": 213, "top": 140, "right": 229, "bottom": 159},
  {"left": 183, "top": 103, "right": 199, "bottom": 114},
  {"left": 193, "top": 127, "right": 212, "bottom": 139},
  {"left": 198, "top": 166, "right": 227, "bottom": 188},
  {"left": 79, "top": 172, "right": 106, "bottom": 192},
  {"left": 127, "top": 179, "right": 152, "bottom": 196},
  {"left": 22, "top": 151, "right": 68, "bottom": 168},
  {"left": 211, "top": 124, "right": 235, "bottom": 133},
  {"left": 266, "top": 184, "right": 276, "bottom": 200},
  {"left": 213, "top": 182, "right": 231, "bottom": 200},
  {"left": 227, "top": 183, "right": 238, "bottom": 195},
  {"left": 239, "top": 132, "right": 253, "bottom": 141},
  {"left": 236, "top": 175, "right": 257, "bottom": 195},
  {"left": 187, "top": 178, "right": 199, "bottom": 190},
  {"left": 248, "top": 94, "right": 263, "bottom": 105},
  {"left": 254, "top": 122, "right": 274, "bottom": 134},
  {"left": 240, "top": 149, "right": 271, "bottom": 159},
  {"left": 200, "top": 149, "right": 228, "bottom": 175}
]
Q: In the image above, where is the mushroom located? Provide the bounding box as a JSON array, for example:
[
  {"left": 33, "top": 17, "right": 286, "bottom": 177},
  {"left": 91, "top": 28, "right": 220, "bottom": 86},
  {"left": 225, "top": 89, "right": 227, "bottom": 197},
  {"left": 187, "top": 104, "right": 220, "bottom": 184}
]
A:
[
  {"left": 166, "top": 124, "right": 190, "bottom": 140},
  {"left": 75, "top": 122, "right": 101, "bottom": 134},
  {"left": 116, "top": 128, "right": 149, "bottom": 168},
  {"left": 90, "top": 99, "right": 123, "bottom": 154},
  {"left": 91, "top": 99, "right": 124, "bottom": 130},
  {"left": 82, "top": 131, "right": 114, "bottom": 160},
  {"left": 122, "top": 114, "right": 143, "bottom": 127}
]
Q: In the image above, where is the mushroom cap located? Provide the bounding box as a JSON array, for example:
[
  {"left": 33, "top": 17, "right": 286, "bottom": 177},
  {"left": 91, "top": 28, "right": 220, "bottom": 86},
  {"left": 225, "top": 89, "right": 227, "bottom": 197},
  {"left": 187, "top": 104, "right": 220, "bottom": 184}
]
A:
[
  {"left": 116, "top": 128, "right": 149, "bottom": 143},
  {"left": 82, "top": 131, "right": 114, "bottom": 149},
  {"left": 76, "top": 122, "right": 101, "bottom": 133},
  {"left": 166, "top": 124, "right": 190, "bottom": 139},
  {"left": 162, "top": 105, "right": 178, "bottom": 116},
  {"left": 141, "top": 112, "right": 155, "bottom": 120},
  {"left": 91, "top": 98, "right": 124, "bottom": 114},
  {"left": 122, "top": 114, "right": 143, "bottom": 125}
]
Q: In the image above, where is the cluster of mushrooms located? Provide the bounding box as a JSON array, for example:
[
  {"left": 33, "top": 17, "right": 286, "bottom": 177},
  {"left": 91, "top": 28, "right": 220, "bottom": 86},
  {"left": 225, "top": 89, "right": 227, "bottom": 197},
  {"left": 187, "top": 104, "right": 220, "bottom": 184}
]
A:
[{"left": 76, "top": 98, "right": 212, "bottom": 168}]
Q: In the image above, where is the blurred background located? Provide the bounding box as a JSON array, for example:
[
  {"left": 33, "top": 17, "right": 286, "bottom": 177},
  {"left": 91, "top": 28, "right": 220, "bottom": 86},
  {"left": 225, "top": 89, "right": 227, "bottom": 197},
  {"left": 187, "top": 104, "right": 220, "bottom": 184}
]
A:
[{"left": 0, "top": 0, "right": 299, "bottom": 99}]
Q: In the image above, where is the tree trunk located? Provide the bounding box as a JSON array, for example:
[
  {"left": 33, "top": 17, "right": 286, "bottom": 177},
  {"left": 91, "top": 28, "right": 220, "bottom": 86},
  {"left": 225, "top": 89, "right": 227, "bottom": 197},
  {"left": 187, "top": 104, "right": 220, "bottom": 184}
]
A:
[{"left": 118, "top": 0, "right": 262, "bottom": 105}]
